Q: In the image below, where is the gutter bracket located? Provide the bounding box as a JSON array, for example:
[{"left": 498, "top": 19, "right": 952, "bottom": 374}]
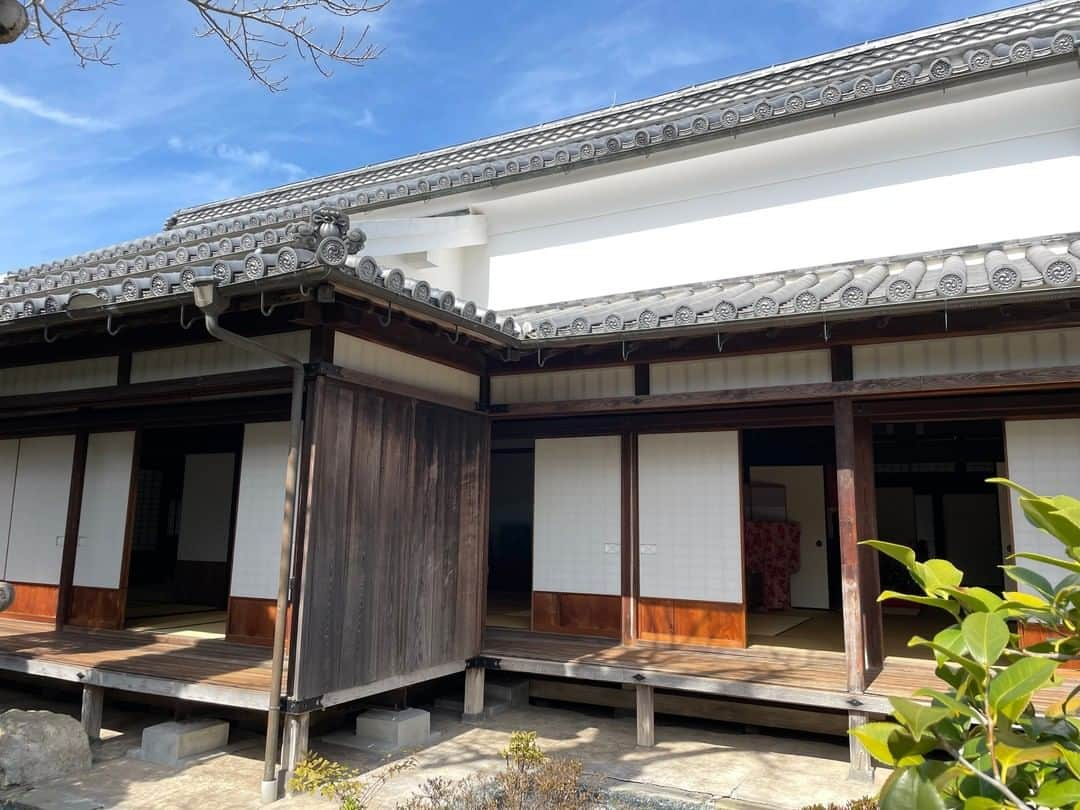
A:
[
  {"left": 106, "top": 315, "right": 124, "bottom": 336},
  {"left": 43, "top": 325, "right": 59, "bottom": 344}
]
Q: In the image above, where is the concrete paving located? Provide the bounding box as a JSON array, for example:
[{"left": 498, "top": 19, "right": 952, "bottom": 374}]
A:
[{"left": 0, "top": 684, "right": 886, "bottom": 809}]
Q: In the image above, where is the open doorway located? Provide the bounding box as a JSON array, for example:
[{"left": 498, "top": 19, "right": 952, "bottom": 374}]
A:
[
  {"left": 124, "top": 424, "right": 243, "bottom": 637},
  {"left": 741, "top": 419, "right": 1007, "bottom": 658},
  {"left": 486, "top": 441, "right": 534, "bottom": 630}
]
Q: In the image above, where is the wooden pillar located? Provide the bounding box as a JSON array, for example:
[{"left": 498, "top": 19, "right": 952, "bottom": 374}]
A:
[
  {"left": 635, "top": 684, "right": 655, "bottom": 747},
  {"left": 463, "top": 665, "right": 485, "bottom": 721},
  {"left": 848, "top": 711, "right": 875, "bottom": 782},
  {"left": 56, "top": 432, "right": 89, "bottom": 630},
  {"left": 620, "top": 433, "right": 639, "bottom": 643},
  {"left": 81, "top": 684, "right": 104, "bottom": 743},
  {"left": 281, "top": 712, "right": 310, "bottom": 788},
  {"left": 833, "top": 399, "right": 883, "bottom": 693}
]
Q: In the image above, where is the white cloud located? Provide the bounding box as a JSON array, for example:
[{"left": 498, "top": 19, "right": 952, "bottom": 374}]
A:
[
  {"left": 0, "top": 84, "right": 116, "bottom": 131},
  {"left": 167, "top": 135, "right": 306, "bottom": 180},
  {"left": 354, "top": 107, "right": 381, "bottom": 132}
]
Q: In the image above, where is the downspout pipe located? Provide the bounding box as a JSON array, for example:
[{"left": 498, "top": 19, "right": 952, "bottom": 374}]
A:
[{"left": 190, "top": 278, "right": 303, "bottom": 803}]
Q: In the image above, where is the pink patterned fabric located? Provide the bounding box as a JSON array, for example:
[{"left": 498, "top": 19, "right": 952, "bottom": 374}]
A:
[{"left": 745, "top": 520, "right": 801, "bottom": 610}]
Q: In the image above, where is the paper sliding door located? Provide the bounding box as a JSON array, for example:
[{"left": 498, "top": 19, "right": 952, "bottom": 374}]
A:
[
  {"left": 637, "top": 431, "right": 746, "bottom": 647},
  {"left": 532, "top": 436, "right": 622, "bottom": 637}
]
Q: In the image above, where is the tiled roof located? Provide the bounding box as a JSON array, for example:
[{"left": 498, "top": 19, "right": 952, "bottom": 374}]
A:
[
  {"left": 2, "top": 1, "right": 1078, "bottom": 285},
  {"left": 1, "top": 206, "right": 1078, "bottom": 349},
  {"left": 507, "top": 234, "right": 1080, "bottom": 340}
]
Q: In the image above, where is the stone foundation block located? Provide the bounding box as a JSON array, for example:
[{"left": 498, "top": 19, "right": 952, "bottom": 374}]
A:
[
  {"left": 134, "top": 719, "right": 229, "bottom": 766},
  {"left": 354, "top": 708, "right": 429, "bottom": 749}
]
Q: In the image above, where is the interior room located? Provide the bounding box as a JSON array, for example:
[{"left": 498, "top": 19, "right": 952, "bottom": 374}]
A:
[
  {"left": 744, "top": 420, "right": 1008, "bottom": 658},
  {"left": 123, "top": 424, "right": 243, "bottom": 638},
  {"left": 486, "top": 440, "right": 535, "bottom": 630}
]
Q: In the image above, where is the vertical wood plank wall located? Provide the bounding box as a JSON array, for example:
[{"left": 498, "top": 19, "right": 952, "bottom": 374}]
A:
[{"left": 292, "top": 377, "right": 489, "bottom": 701}]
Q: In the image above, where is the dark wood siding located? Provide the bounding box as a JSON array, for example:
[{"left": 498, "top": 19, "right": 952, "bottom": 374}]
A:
[{"left": 292, "top": 377, "right": 489, "bottom": 701}]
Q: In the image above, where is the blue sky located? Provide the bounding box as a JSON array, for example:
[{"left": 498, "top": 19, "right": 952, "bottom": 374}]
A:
[{"left": 0, "top": 0, "right": 1015, "bottom": 272}]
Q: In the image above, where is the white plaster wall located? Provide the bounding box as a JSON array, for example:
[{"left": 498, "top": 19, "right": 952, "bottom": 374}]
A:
[
  {"left": 854, "top": 328, "right": 1080, "bottom": 380},
  {"left": 1004, "top": 419, "right": 1080, "bottom": 590},
  {"left": 492, "top": 366, "right": 633, "bottom": 404},
  {"left": 749, "top": 465, "right": 828, "bottom": 610},
  {"left": 533, "top": 436, "right": 621, "bottom": 596},
  {"left": 0, "top": 357, "right": 118, "bottom": 396},
  {"left": 652, "top": 350, "right": 830, "bottom": 394},
  {"left": 131, "top": 331, "right": 309, "bottom": 384},
  {"left": 176, "top": 453, "right": 235, "bottom": 563},
  {"left": 5, "top": 435, "right": 74, "bottom": 585},
  {"left": 73, "top": 432, "right": 136, "bottom": 589},
  {"left": 334, "top": 332, "right": 480, "bottom": 402},
  {"left": 479, "top": 67, "right": 1080, "bottom": 309},
  {"left": 230, "top": 422, "right": 289, "bottom": 600},
  {"left": 0, "top": 440, "right": 17, "bottom": 581},
  {"left": 638, "top": 431, "right": 742, "bottom": 604}
]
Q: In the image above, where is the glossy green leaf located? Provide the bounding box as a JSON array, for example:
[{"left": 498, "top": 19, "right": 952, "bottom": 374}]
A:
[
  {"left": 962, "top": 612, "right": 1010, "bottom": 666},
  {"left": 987, "top": 657, "right": 1059, "bottom": 722},
  {"left": 890, "top": 696, "right": 950, "bottom": 738},
  {"left": 879, "top": 766, "right": 948, "bottom": 810},
  {"left": 921, "top": 558, "right": 964, "bottom": 594},
  {"left": 1017, "top": 493, "right": 1080, "bottom": 548},
  {"left": 960, "top": 799, "right": 1005, "bottom": 810},
  {"left": 1032, "top": 777, "right": 1080, "bottom": 808},
  {"left": 913, "top": 688, "right": 979, "bottom": 720},
  {"left": 992, "top": 731, "right": 1060, "bottom": 774},
  {"left": 864, "top": 540, "right": 918, "bottom": 570},
  {"left": 910, "top": 635, "right": 987, "bottom": 681},
  {"left": 1002, "top": 565, "right": 1055, "bottom": 598},
  {"left": 1056, "top": 745, "right": 1080, "bottom": 779},
  {"left": 849, "top": 721, "right": 906, "bottom": 766},
  {"left": 880, "top": 590, "right": 961, "bottom": 618},
  {"left": 1001, "top": 590, "right": 1050, "bottom": 609},
  {"left": 942, "top": 586, "right": 1003, "bottom": 613},
  {"left": 1010, "top": 553, "right": 1080, "bottom": 574}
]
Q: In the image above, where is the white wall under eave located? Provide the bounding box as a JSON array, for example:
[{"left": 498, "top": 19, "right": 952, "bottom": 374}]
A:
[
  {"left": 131, "top": 331, "right": 310, "bottom": 384},
  {"left": 0, "top": 357, "right": 118, "bottom": 396},
  {"left": 230, "top": 422, "right": 289, "bottom": 600},
  {"left": 491, "top": 366, "right": 634, "bottom": 404},
  {"left": 479, "top": 64, "right": 1080, "bottom": 309},
  {"left": 333, "top": 332, "right": 480, "bottom": 403}
]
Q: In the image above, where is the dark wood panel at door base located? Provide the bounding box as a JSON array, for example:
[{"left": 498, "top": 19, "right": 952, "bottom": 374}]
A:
[
  {"left": 531, "top": 591, "right": 621, "bottom": 639},
  {"left": 4, "top": 582, "right": 59, "bottom": 623},
  {"left": 637, "top": 597, "right": 747, "bottom": 648},
  {"left": 67, "top": 586, "right": 124, "bottom": 629},
  {"left": 226, "top": 596, "right": 290, "bottom": 646}
]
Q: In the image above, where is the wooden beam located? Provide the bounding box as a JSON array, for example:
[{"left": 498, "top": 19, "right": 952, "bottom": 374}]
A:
[
  {"left": 281, "top": 712, "right": 310, "bottom": 785},
  {"left": 636, "top": 684, "right": 655, "bottom": 747},
  {"left": 834, "top": 399, "right": 883, "bottom": 693},
  {"left": 56, "top": 432, "right": 89, "bottom": 631},
  {"left": 491, "top": 363, "right": 1080, "bottom": 419},
  {"left": 81, "top": 684, "right": 104, "bottom": 742}
]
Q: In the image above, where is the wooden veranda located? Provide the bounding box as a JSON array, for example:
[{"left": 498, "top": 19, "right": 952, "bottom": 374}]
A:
[{"left": 0, "top": 617, "right": 279, "bottom": 711}]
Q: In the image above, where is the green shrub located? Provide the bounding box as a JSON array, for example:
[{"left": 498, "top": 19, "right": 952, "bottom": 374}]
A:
[
  {"left": 801, "top": 799, "right": 878, "bottom": 810},
  {"left": 289, "top": 752, "right": 413, "bottom": 810},
  {"left": 856, "top": 478, "right": 1080, "bottom": 809}
]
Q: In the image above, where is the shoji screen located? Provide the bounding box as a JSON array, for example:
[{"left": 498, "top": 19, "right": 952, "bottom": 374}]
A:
[
  {"left": 638, "top": 431, "right": 743, "bottom": 603},
  {"left": 0, "top": 440, "right": 17, "bottom": 583},
  {"left": 73, "top": 432, "right": 136, "bottom": 590},
  {"left": 1004, "top": 419, "right": 1080, "bottom": 586},
  {"left": 230, "top": 422, "right": 290, "bottom": 600},
  {"left": 6, "top": 435, "right": 75, "bottom": 585},
  {"left": 533, "top": 436, "right": 621, "bottom": 596}
]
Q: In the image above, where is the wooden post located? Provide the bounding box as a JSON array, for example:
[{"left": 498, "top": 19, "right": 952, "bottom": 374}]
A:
[
  {"left": 620, "top": 433, "right": 639, "bottom": 643},
  {"left": 56, "top": 432, "right": 89, "bottom": 630},
  {"left": 463, "top": 665, "right": 485, "bottom": 721},
  {"left": 635, "top": 684, "right": 655, "bottom": 747},
  {"left": 848, "top": 711, "right": 875, "bottom": 782},
  {"left": 281, "top": 712, "right": 310, "bottom": 791},
  {"left": 833, "top": 399, "right": 883, "bottom": 693},
  {"left": 81, "top": 684, "right": 104, "bottom": 743}
]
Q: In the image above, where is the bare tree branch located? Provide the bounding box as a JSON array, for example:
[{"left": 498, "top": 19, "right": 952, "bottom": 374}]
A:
[{"left": 17, "top": 0, "right": 386, "bottom": 89}]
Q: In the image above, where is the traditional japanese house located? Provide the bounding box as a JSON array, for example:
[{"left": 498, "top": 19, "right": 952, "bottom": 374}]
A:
[{"left": 3, "top": 0, "right": 1080, "bottom": 793}]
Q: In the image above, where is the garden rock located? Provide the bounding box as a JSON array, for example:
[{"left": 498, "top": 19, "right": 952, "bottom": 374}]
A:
[{"left": 0, "top": 709, "right": 91, "bottom": 787}]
